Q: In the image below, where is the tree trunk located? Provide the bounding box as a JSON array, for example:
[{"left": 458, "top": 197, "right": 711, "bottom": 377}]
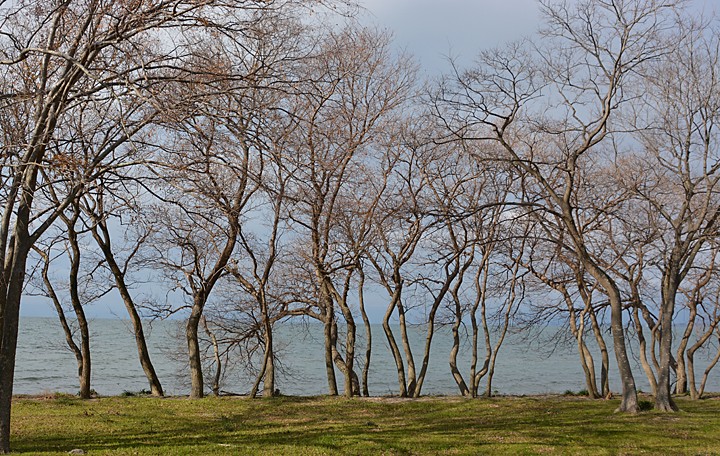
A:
[
  {"left": 696, "top": 333, "right": 720, "bottom": 399},
  {"left": 585, "top": 261, "right": 638, "bottom": 413},
  {"left": 187, "top": 302, "right": 204, "bottom": 399},
  {"left": 201, "top": 316, "right": 222, "bottom": 397},
  {"left": 75, "top": 309, "right": 92, "bottom": 399},
  {"left": 333, "top": 280, "right": 358, "bottom": 398},
  {"left": 674, "top": 309, "right": 695, "bottom": 396},
  {"left": 382, "top": 287, "right": 408, "bottom": 396},
  {"left": 357, "top": 270, "right": 371, "bottom": 397},
  {"left": 470, "top": 257, "right": 491, "bottom": 398},
  {"left": 68, "top": 226, "right": 92, "bottom": 399},
  {"left": 262, "top": 344, "right": 275, "bottom": 398},
  {"left": 261, "top": 307, "right": 275, "bottom": 398},
  {"left": 0, "top": 222, "right": 32, "bottom": 453},
  {"left": 686, "top": 322, "right": 718, "bottom": 400},
  {"left": 40, "top": 249, "right": 86, "bottom": 397},
  {"left": 323, "top": 305, "right": 338, "bottom": 396},
  {"left": 92, "top": 223, "right": 164, "bottom": 396},
  {"left": 449, "top": 292, "right": 470, "bottom": 396},
  {"left": 633, "top": 306, "right": 657, "bottom": 397},
  {"left": 656, "top": 279, "right": 678, "bottom": 412},
  {"left": 330, "top": 321, "right": 360, "bottom": 396},
  {"left": 397, "top": 299, "right": 417, "bottom": 396},
  {"left": 565, "top": 293, "right": 599, "bottom": 398},
  {"left": 588, "top": 308, "right": 610, "bottom": 397}
]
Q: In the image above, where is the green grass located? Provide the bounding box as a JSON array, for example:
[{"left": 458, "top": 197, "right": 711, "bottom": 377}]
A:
[{"left": 9, "top": 394, "right": 720, "bottom": 455}]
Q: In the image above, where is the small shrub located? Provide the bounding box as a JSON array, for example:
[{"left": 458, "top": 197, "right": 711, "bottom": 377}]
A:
[
  {"left": 638, "top": 400, "right": 654, "bottom": 412},
  {"left": 577, "top": 389, "right": 589, "bottom": 397}
]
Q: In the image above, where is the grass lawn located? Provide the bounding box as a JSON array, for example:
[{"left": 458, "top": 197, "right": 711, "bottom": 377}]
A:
[{"left": 9, "top": 394, "right": 720, "bottom": 455}]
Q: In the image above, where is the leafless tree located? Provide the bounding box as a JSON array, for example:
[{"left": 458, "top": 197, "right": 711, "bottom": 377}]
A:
[
  {"left": 282, "top": 26, "right": 415, "bottom": 397},
  {"left": 621, "top": 15, "right": 720, "bottom": 411},
  {"left": 0, "top": 0, "right": 215, "bottom": 448},
  {"left": 81, "top": 175, "right": 165, "bottom": 397},
  {"left": 435, "top": 0, "right": 683, "bottom": 413}
]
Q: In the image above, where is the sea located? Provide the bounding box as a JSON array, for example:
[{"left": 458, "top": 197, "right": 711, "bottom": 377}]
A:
[{"left": 13, "top": 317, "right": 720, "bottom": 397}]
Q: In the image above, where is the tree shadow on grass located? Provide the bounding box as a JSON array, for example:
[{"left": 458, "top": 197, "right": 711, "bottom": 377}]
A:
[{"left": 10, "top": 396, "right": 720, "bottom": 455}]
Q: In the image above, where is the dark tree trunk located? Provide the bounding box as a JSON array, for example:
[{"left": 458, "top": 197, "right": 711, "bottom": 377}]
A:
[
  {"left": 187, "top": 302, "right": 204, "bottom": 399},
  {"left": 656, "top": 278, "right": 678, "bottom": 412},
  {"left": 357, "top": 270, "right": 371, "bottom": 397},
  {"left": 0, "top": 220, "right": 32, "bottom": 453},
  {"left": 323, "top": 303, "right": 338, "bottom": 396}
]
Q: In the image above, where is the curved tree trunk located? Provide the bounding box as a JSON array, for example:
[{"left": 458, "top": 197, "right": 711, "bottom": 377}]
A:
[
  {"left": 65, "top": 218, "right": 92, "bottom": 399},
  {"left": 588, "top": 308, "right": 610, "bottom": 397},
  {"left": 449, "top": 290, "right": 470, "bottom": 396},
  {"left": 382, "top": 286, "right": 408, "bottom": 396},
  {"left": 201, "top": 316, "right": 222, "bottom": 397},
  {"left": 397, "top": 299, "right": 417, "bottom": 396},
  {"left": 674, "top": 309, "right": 695, "bottom": 396},
  {"left": 91, "top": 221, "right": 164, "bottom": 396},
  {"left": 564, "top": 292, "right": 599, "bottom": 398},
  {"left": 696, "top": 332, "right": 720, "bottom": 399},
  {"left": 331, "top": 278, "right": 359, "bottom": 398},
  {"left": 38, "top": 248, "right": 87, "bottom": 397},
  {"left": 633, "top": 306, "right": 657, "bottom": 397},
  {"left": 686, "top": 321, "right": 719, "bottom": 400},
  {"left": 584, "top": 260, "right": 638, "bottom": 413}
]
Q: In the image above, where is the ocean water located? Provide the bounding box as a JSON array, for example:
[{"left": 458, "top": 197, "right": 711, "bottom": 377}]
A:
[{"left": 14, "top": 317, "right": 720, "bottom": 397}]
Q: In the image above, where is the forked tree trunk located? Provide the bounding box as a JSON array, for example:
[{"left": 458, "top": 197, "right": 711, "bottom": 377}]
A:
[
  {"left": 332, "top": 279, "right": 359, "bottom": 398},
  {"left": 686, "top": 322, "right": 719, "bottom": 400},
  {"left": 63, "top": 214, "right": 93, "bottom": 399},
  {"left": 397, "top": 299, "right": 417, "bottom": 396},
  {"left": 39, "top": 247, "right": 89, "bottom": 398},
  {"left": 633, "top": 306, "right": 657, "bottom": 397},
  {"left": 674, "top": 309, "right": 695, "bottom": 395},
  {"left": 382, "top": 285, "right": 408, "bottom": 396},
  {"left": 449, "top": 292, "right": 470, "bottom": 396},
  {"left": 695, "top": 332, "right": 720, "bottom": 399},
  {"left": 564, "top": 292, "right": 599, "bottom": 399},
  {"left": 201, "top": 316, "right": 222, "bottom": 397},
  {"left": 261, "top": 300, "right": 276, "bottom": 398}
]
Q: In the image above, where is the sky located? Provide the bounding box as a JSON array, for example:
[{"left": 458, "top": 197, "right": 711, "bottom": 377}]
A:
[
  {"left": 359, "top": 0, "right": 540, "bottom": 75},
  {"left": 20, "top": 1, "right": 542, "bottom": 321},
  {"left": 21, "top": 0, "right": 716, "bottom": 320}
]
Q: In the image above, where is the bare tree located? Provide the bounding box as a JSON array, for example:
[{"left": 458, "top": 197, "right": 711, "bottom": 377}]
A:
[
  {"left": 0, "top": 0, "right": 225, "bottom": 448},
  {"left": 30, "top": 202, "right": 110, "bottom": 400},
  {"left": 435, "top": 0, "right": 683, "bottom": 412},
  {"left": 622, "top": 16, "right": 720, "bottom": 411},
  {"left": 81, "top": 176, "right": 165, "bottom": 397},
  {"left": 282, "top": 26, "right": 415, "bottom": 397}
]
